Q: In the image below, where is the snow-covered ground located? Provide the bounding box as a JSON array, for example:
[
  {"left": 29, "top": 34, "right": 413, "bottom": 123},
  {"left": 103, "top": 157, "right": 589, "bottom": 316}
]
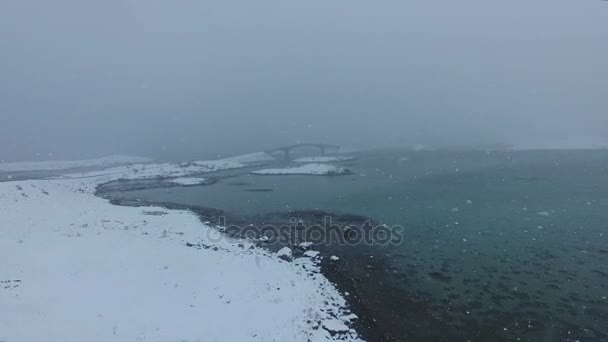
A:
[
  {"left": 0, "top": 155, "right": 152, "bottom": 172},
  {"left": 169, "top": 177, "right": 208, "bottom": 185},
  {"left": 62, "top": 159, "right": 245, "bottom": 180},
  {"left": 293, "top": 156, "right": 356, "bottom": 163},
  {"left": 252, "top": 164, "right": 351, "bottom": 176},
  {"left": 0, "top": 165, "right": 362, "bottom": 341}
]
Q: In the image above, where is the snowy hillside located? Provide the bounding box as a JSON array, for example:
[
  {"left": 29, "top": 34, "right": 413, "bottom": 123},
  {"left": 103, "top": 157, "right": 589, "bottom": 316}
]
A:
[{"left": 0, "top": 165, "right": 362, "bottom": 341}]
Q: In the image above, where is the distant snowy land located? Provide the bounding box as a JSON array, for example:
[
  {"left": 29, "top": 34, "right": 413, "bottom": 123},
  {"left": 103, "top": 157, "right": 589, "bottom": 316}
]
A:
[{"left": 252, "top": 163, "right": 351, "bottom": 176}]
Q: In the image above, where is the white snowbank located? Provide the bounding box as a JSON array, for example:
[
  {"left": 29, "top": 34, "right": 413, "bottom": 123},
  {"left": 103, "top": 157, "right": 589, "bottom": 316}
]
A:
[
  {"left": 293, "top": 156, "right": 356, "bottom": 163},
  {"left": 0, "top": 155, "right": 152, "bottom": 172},
  {"left": 322, "top": 319, "right": 350, "bottom": 334},
  {"left": 219, "top": 152, "right": 275, "bottom": 164},
  {"left": 252, "top": 164, "right": 350, "bottom": 176},
  {"left": 0, "top": 168, "right": 361, "bottom": 341},
  {"left": 169, "top": 177, "right": 208, "bottom": 185}
]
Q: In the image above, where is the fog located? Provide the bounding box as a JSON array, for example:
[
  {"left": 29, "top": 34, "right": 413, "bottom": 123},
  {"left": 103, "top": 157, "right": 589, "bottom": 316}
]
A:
[{"left": 1, "top": 0, "right": 607, "bottom": 161}]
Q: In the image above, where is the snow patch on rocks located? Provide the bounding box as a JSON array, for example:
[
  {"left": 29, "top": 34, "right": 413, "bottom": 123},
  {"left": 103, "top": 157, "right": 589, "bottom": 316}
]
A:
[
  {"left": 169, "top": 177, "right": 208, "bottom": 185},
  {"left": 322, "top": 319, "right": 350, "bottom": 334},
  {"left": 277, "top": 247, "right": 293, "bottom": 261},
  {"left": 298, "top": 242, "right": 314, "bottom": 250},
  {"left": 303, "top": 250, "right": 321, "bottom": 258}
]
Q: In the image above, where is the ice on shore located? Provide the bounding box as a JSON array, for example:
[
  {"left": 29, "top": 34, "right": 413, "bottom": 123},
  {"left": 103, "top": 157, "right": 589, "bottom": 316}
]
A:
[{"left": 252, "top": 164, "right": 350, "bottom": 176}]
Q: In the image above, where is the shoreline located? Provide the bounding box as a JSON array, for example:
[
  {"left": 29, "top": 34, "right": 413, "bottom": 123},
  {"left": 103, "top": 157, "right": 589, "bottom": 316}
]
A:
[{"left": 96, "top": 180, "right": 417, "bottom": 342}]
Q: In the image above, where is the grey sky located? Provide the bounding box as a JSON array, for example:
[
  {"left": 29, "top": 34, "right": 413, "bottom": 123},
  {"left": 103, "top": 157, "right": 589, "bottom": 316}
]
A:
[{"left": 1, "top": 0, "right": 607, "bottom": 161}]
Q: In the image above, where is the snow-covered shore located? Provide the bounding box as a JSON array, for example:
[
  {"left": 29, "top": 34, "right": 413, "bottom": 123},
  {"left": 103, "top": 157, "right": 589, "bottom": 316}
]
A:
[
  {"left": 0, "top": 163, "right": 362, "bottom": 341},
  {"left": 252, "top": 163, "right": 351, "bottom": 176},
  {"left": 169, "top": 177, "right": 209, "bottom": 185},
  {"left": 62, "top": 159, "right": 246, "bottom": 180}
]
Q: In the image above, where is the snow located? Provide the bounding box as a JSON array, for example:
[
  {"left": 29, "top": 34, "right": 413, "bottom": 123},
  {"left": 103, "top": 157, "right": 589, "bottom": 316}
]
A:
[
  {"left": 277, "top": 247, "right": 293, "bottom": 261},
  {"left": 322, "top": 319, "right": 350, "bottom": 334},
  {"left": 293, "top": 156, "right": 355, "bottom": 163},
  {"left": 252, "top": 164, "right": 350, "bottom": 176},
  {"left": 219, "top": 152, "right": 275, "bottom": 164},
  {"left": 169, "top": 177, "right": 207, "bottom": 185},
  {"left": 330, "top": 255, "right": 340, "bottom": 261},
  {"left": 62, "top": 159, "right": 245, "bottom": 180},
  {"left": 340, "top": 314, "right": 358, "bottom": 322},
  {"left": 0, "top": 155, "right": 151, "bottom": 172},
  {"left": 303, "top": 250, "right": 321, "bottom": 258},
  {"left": 0, "top": 164, "right": 362, "bottom": 341}
]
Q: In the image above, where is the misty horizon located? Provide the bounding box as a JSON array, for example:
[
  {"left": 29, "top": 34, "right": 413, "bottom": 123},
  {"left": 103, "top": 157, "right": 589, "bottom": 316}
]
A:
[{"left": 2, "top": 0, "right": 607, "bottom": 162}]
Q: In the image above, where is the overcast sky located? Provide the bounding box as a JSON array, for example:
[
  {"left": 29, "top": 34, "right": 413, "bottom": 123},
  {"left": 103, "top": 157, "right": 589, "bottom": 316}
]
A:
[{"left": 1, "top": 0, "right": 607, "bottom": 161}]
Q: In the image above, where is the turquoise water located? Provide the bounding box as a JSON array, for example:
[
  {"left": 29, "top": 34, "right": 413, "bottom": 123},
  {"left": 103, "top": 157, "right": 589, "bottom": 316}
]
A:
[{"left": 115, "top": 149, "right": 608, "bottom": 340}]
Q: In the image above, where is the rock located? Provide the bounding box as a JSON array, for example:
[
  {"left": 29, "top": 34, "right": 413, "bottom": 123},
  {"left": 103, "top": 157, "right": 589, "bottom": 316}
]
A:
[
  {"left": 276, "top": 247, "right": 292, "bottom": 261},
  {"left": 322, "top": 319, "right": 350, "bottom": 334},
  {"left": 340, "top": 313, "right": 358, "bottom": 323},
  {"left": 303, "top": 250, "right": 320, "bottom": 258},
  {"left": 297, "top": 241, "right": 313, "bottom": 250}
]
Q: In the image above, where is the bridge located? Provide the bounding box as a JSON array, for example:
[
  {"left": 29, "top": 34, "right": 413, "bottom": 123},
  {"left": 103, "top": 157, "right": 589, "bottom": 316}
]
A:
[{"left": 265, "top": 143, "right": 340, "bottom": 161}]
